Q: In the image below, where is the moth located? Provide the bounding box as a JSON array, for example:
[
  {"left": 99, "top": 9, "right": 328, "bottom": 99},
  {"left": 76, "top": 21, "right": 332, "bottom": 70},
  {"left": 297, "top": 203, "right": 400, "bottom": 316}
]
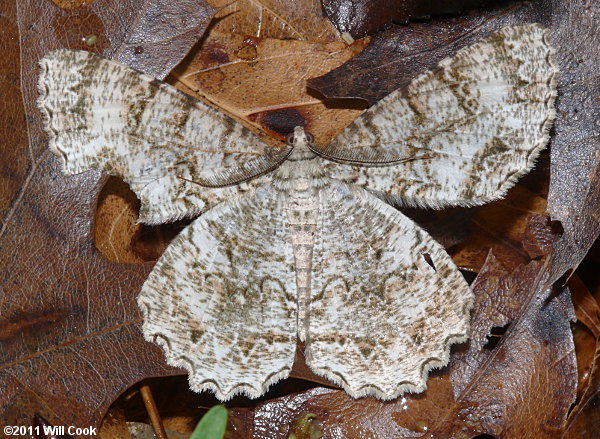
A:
[{"left": 38, "top": 24, "right": 557, "bottom": 401}]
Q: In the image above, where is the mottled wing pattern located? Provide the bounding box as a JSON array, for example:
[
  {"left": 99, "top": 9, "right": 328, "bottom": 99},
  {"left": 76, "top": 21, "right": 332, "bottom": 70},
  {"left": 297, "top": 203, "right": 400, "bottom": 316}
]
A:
[
  {"left": 323, "top": 24, "right": 557, "bottom": 208},
  {"left": 138, "top": 185, "right": 297, "bottom": 400},
  {"left": 38, "top": 49, "right": 289, "bottom": 224},
  {"left": 306, "top": 181, "right": 473, "bottom": 399}
]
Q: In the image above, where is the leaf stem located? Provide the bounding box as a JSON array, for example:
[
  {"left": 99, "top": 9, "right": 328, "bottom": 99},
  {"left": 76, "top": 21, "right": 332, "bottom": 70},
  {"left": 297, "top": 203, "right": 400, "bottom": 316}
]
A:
[{"left": 140, "top": 382, "right": 168, "bottom": 439}]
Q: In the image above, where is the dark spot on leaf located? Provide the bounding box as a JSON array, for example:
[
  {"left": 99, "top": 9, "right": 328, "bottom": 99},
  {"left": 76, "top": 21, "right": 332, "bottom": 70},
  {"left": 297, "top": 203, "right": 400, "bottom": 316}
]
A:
[
  {"left": 203, "top": 43, "right": 229, "bottom": 64},
  {"left": 0, "top": 309, "right": 69, "bottom": 340},
  {"left": 483, "top": 323, "right": 510, "bottom": 350},
  {"left": 249, "top": 108, "right": 306, "bottom": 138},
  {"left": 134, "top": 45, "right": 144, "bottom": 54},
  {"left": 533, "top": 300, "right": 570, "bottom": 343},
  {"left": 471, "top": 435, "right": 497, "bottom": 439},
  {"left": 236, "top": 44, "right": 257, "bottom": 61}
]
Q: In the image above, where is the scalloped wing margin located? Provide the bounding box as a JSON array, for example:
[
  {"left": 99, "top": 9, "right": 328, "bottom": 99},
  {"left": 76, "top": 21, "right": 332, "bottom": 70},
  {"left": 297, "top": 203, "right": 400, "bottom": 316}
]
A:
[
  {"left": 37, "top": 49, "right": 283, "bottom": 224},
  {"left": 138, "top": 185, "right": 297, "bottom": 400},
  {"left": 306, "top": 181, "right": 474, "bottom": 399},
  {"left": 323, "top": 23, "right": 558, "bottom": 209}
]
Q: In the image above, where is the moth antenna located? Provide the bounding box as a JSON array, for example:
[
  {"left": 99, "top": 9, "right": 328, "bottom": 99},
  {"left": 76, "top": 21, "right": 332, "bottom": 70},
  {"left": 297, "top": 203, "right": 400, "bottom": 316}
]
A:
[
  {"left": 175, "top": 142, "right": 294, "bottom": 188},
  {"left": 307, "top": 141, "right": 432, "bottom": 167}
]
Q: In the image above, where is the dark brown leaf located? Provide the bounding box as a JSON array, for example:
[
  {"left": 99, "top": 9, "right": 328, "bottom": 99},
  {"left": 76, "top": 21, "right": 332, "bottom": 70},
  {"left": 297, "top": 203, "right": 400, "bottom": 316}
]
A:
[
  {"left": 308, "top": 2, "right": 546, "bottom": 104},
  {"left": 110, "top": 0, "right": 217, "bottom": 80},
  {"left": 309, "top": 0, "right": 600, "bottom": 280},
  {"left": 0, "top": 0, "right": 217, "bottom": 432},
  {"left": 564, "top": 270, "right": 600, "bottom": 438},
  {"left": 224, "top": 256, "right": 577, "bottom": 438},
  {"left": 546, "top": 10, "right": 600, "bottom": 284},
  {"left": 564, "top": 339, "right": 600, "bottom": 439},
  {"left": 449, "top": 183, "right": 551, "bottom": 273},
  {"left": 3, "top": 0, "right": 599, "bottom": 435},
  {"left": 321, "top": 0, "right": 503, "bottom": 37},
  {"left": 48, "top": 0, "right": 95, "bottom": 9},
  {"left": 208, "top": 0, "right": 341, "bottom": 41}
]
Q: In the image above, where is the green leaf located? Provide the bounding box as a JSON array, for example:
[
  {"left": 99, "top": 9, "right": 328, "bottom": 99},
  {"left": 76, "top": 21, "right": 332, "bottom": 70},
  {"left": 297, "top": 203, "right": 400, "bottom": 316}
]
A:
[{"left": 190, "top": 405, "right": 228, "bottom": 439}]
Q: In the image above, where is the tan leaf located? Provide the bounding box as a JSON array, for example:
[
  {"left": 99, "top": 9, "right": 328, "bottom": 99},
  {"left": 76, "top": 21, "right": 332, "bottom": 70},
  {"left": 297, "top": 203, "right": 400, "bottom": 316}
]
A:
[
  {"left": 95, "top": 177, "right": 145, "bottom": 264},
  {"left": 95, "top": 177, "right": 188, "bottom": 264},
  {"left": 48, "top": 0, "right": 95, "bottom": 9},
  {"left": 207, "top": 0, "right": 341, "bottom": 41},
  {"left": 170, "top": 32, "right": 369, "bottom": 146}
]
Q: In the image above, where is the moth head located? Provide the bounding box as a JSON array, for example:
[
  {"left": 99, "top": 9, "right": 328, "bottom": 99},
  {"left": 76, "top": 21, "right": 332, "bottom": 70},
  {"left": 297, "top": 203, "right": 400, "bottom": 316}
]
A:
[{"left": 286, "top": 126, "right": 316, "bottom": 161}]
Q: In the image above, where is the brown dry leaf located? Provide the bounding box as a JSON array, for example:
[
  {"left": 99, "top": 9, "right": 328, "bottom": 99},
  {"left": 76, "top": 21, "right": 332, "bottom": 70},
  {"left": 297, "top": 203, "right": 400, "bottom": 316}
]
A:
[
  {"left": 49, "top": 0, "right": 96, "bottom": 9},
  {"left": 98, "top": 407, "right": 134, "bottom": 439},
  {"left": 95, "top": 177, "right": 146, "bottom": 264},
  {"left": 565, "top": 352, "right": 600, "bottom": 439},
  {"left": 109, "top": 0, "right": 217, "bottom": 80},
  {"left": 170, "top": 32, "right": 368, "bottom": 144},
  {"left": 95, "top": 177, "right": 188, "bottom": 264},
  {"left": 207, "top": 0, "right": 340, "bottom": 41},
  {"left": 564, "top": 270, "right": 600, "bottom": 438},
  {"left": 0, "top": 0, "right": 223, "bottom": 431},
  {"left": 571, "top": 275, "right": 600, "bottom": 339},
  {"left": 451, "top": 183, "right": 552, "bottom": 273},
  {"left": 321, "top": 0, "right": 501, "bottom": 37},
  {"left": 223, "top": 256, "right": 577, "bottom": 438}
]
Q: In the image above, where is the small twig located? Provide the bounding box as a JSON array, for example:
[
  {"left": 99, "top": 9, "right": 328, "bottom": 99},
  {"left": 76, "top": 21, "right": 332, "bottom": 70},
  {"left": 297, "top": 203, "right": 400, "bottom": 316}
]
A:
[{"left": 139, "top": 383, "right": 168, "bottom": 439}]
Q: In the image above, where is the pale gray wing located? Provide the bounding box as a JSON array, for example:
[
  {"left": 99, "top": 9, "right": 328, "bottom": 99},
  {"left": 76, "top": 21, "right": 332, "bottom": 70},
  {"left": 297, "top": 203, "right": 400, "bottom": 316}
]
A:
[
  {"left": 321, "top": 24, "right": 557, "bottom": 208},
  {"left": 38, "top": 49, "right": 292, "bottom": 225},
  {"left": 138, "top": 185, "right": 297, "bottom": 400},
  {"left": 306, "top": 181, "right": 473, "bottom": 399}
]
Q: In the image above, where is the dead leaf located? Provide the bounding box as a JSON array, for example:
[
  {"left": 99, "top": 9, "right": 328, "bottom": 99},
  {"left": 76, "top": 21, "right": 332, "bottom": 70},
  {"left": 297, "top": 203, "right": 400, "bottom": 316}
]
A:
[
  {"left": 95, "top": 177, "right": 188, "bottom": 263},
  {"left": 110, "top": 0, "right": 217, "bottom": 80},
  {"left": 95, "top": 177, "right": 146, "bottom": 264},
  {"left": 98, "top": 407, "right": 133, "bottom": 439},
  {"left": 570, "top": 275, "right": 600, "bottom": 338},
  {"left": 207, "top": 0, "right": 340, "bottom": 41},
  {"left": 170, "top": 31, "right": 368, "bottom": 143},
  {"left": 451, "top": 183, "right": 552, "bottom": 272},
  {"left": 48, "top": 0, "right": 95, "bottom": 9},
  {"left": 321, "top": 0, "right": 502, "bottom": 37},
  {"left": 565, "top": 318, "right": 600, "bottom": 437},
  {"left": 0, "top": 0, "right": 218, "bottom": 431},
  {"left": 547, "top": 12, "right": 600, "bottom": 283},
  {"left": 221, "top": 256, "right": 577, "bottom": 438}
]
